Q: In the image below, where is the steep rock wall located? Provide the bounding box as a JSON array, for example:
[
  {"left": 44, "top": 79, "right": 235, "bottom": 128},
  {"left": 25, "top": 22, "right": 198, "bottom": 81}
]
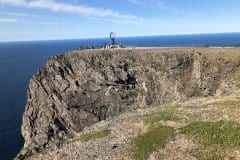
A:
[{"left": 18, "top": 48, "right": 240, "bottom": 159}]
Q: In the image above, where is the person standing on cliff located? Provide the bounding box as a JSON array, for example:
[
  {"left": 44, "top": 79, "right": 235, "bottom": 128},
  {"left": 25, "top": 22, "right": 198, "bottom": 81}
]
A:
[{"left": 103, "top": 42, "right": 107, "bottom": 49}]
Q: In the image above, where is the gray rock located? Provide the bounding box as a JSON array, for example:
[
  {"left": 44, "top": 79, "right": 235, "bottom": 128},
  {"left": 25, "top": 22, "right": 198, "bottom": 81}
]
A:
[{"left": 16, "top": 48, "right": 240, "bottom": 159}]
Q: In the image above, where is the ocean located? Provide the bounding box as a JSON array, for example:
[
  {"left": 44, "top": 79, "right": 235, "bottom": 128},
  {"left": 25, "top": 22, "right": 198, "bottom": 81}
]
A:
[{"left": 1, "top": 32, "right": 240, "bottom": 160}]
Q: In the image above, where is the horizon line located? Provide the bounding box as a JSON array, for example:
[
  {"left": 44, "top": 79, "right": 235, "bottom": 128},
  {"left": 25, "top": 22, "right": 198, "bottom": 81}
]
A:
[{"left": 0, "top": 31, "right": 240, "bottom": 43}]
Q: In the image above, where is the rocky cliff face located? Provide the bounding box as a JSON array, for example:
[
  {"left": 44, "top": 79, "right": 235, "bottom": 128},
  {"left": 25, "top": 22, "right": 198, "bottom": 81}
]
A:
[{"left": 17, "top": 48, "right": 240, "bottom": 159}]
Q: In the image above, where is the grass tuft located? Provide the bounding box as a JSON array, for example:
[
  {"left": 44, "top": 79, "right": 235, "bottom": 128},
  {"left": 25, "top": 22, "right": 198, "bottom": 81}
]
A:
[
  {"left": 144, "top": 112, "right": 180, "bottom": 129},
  {"left": 205, "top": 100, "right": 240, "bottom": 108},
  {"left": 131, "top": 125, "right": 175, "bottom": 160},
  {"left": 80, "top": 129, "right": 111, "bottom": 142},
  {"left": 79, "top": 128, "right": 111, "bottom": 142},
  {"left": 180, "top": 121, "right": 240, "bottom": 147},
  {"left": 164, "top": 104, "right": 181, "bottom": 112}
]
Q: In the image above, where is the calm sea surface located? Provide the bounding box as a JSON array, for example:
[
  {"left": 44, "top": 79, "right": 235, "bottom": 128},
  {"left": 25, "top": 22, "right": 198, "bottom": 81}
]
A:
[{"left": 1, "top": 33, "right": 240, "bottom": 160}]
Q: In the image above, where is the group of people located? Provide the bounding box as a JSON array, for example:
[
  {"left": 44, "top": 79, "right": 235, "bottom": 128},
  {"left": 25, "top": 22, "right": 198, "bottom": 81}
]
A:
[
  {"left": 78, "top": 43, "right": 120, "bottom": 51},
  {"left": 103, "top": 43, "right": 113, "bottom": 49}
]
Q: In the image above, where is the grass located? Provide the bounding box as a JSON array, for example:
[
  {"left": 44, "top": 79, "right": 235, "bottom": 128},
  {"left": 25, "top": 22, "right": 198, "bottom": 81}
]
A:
[
  {"left": 144, "top": 112, "right": 180, "bottom": 129},
  {"left": 198, "top": 99, "right": 240, "bottom": 120},
  {"left": 164, "top": 104, "right": 181, "bottom": 112},
  {"left": 74, "top": 128, "right": 111, "bottom": 142},
  {"left": 191, "top": 151, "right": 224, "bottom": 160},
  {"left": 204, "top": 99, "right": 240, "bottom": 108},
  {"left": 129, "top": 111, "right": 180, "bottom": 159},
  {"left": 131, "top": 125, "right": 175, "bottom": 160},
  {"left": 80, "top": 128, "right": 111, "bottom": 142},
  {"left": 180, "top": 121, "right": 240, "bottom": 147},
  {"left": 190, "top": 148, "right": 236, "bottom": 160}
]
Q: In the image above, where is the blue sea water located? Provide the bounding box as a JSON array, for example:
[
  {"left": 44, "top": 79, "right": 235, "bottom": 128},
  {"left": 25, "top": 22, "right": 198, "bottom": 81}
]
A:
[{"left": 1, "top": 33, "right": 240, "bottom": 160}]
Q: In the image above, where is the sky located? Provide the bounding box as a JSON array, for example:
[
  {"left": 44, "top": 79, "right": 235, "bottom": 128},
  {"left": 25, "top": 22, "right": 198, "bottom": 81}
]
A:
[{"left": 0, "top": 0, "right": 240, "bottom": 42}]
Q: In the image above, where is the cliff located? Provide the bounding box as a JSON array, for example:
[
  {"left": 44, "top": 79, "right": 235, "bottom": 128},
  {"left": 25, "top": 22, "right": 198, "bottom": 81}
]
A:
[{"left": 16, "top": 48, "right": 240, "bottom": 159}]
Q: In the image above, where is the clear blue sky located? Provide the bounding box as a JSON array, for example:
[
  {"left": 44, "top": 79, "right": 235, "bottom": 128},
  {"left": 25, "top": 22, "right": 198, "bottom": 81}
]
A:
[{"left": 0, "top": 0, "right": 240, "bottom": 42}]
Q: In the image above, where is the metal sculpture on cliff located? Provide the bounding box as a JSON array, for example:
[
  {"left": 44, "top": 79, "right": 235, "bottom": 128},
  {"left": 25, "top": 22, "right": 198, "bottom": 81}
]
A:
[{"left": 110, "top": 32, "right": 116, "bottom": 45}]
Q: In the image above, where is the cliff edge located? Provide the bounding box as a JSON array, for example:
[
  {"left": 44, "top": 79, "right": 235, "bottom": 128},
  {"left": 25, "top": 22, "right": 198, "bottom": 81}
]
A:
[{"left": 16, "top": 48, "right": 240, "bottom": 159}]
